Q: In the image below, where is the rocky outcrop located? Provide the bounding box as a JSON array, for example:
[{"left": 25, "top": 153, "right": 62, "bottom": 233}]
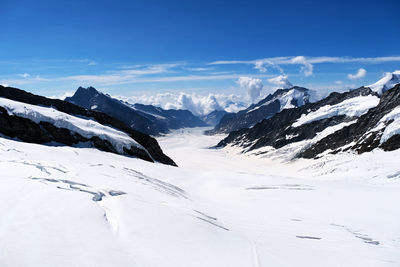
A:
[{"left": 0, "top": 85, "right": 176, "bottom": 166}]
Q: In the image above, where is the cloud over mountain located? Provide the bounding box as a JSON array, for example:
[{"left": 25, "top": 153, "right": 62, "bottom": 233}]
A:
[
  {"left": 237, "top": 77, "right": 264, "bottom": 103},
  {"left": 267, "top": 75, "right": 293, "bottom": 89},
  {"left": 121, "top": 92, "right": 248, "bottom": 116}
]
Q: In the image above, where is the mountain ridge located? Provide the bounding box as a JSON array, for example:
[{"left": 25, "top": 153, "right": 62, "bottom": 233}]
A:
[{"left": 66, "top": 87, "right": 207, "bottom": 136}]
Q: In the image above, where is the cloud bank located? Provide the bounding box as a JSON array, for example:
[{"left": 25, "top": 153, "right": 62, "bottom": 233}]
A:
[
  {"left": 209, "top": 56, "right": 400, "bottom": 76},
  {"left": 121, "top": 92, "right": 248, "bottom": 116},
  {"left": 237, "top": 77, "right": 264, "bottom": 103}
]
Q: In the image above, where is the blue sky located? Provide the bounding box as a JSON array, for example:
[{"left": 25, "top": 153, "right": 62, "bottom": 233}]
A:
[{"left": 0, "top": 0, "right": 399, "bottom": 99}]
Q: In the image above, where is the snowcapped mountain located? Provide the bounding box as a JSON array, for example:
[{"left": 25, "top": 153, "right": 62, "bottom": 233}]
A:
[
  {"left": 65, "top": 87, "right": 206, "bottom": 136},
  {"left": 200, "top": 110, "right": 230, "bottom": 126},
  {"left": 207, "top": 86, "right": 317, "bottom": 134},
  {"left": 368, "top": 70, "right": 400, "bottom": 95},
  {"left": 0, "top": 85, "right": 176, "bottom": 166},
  {"left": 217, "top": 86, "right": 382, "bottom": 160}
]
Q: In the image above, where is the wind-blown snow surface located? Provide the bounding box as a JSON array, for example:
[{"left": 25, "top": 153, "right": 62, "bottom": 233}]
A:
[
  {"left": 377, "top": 106, "right": 400, "bottom": 143},
  {"left": 0, "top": 97, "right": 143, "bottom": 153},
  {"left": 1, "top": 128, "right": 400, "bottom": 266},
  {"left": 293, "top": 95, "right": 379, "bottom": 127}
]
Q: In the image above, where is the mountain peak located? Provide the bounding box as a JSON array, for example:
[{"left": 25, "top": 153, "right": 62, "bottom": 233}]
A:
[
  {"left": 368, "top": 70, "right": 400, "bottom": 95},
  {"left": 76, "top": 86, "right": 99, "bottom": 94}
]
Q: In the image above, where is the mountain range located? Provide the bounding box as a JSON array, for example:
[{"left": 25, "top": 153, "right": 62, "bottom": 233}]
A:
[
  {"left": 216, "top": 71, "right": 400, "bottom": 161},
  {"left": 65, "top": 87, "right": 207, "bottom": 136},
  {"left": 206, "top": 86, "right": 317, "bottom": 134}
]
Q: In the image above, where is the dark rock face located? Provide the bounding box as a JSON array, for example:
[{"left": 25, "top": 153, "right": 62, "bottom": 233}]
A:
[
  {"left": 66, "top": 87, "right": 206, "bottom": 135},
  {"left": 206, "top": 86, "right": 313, "bottom": 134},
  {"left": 0, "top": 85, "right": 176, "bottom": 166},
  {"left": 217, "top": 87, "right": 379, "bottom": 157},
  {"left": 201, "top": 110, "right": 230, "bottom": 126},
  {"left": 299, "top": 84, "right": 400, "bottom": 158}
]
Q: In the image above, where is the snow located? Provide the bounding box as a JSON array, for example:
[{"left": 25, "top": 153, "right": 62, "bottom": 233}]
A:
[
  {"left": 1, "top": 127, "right": 400, "bottom": 266},
  {"left": 244, "top": 120, "right": 356, "bottom": 161},
  {"left": 293, "top": 95, "right": 379, "bottom": 127},
  {"left": 247, "top": 88, "right": 319, "bottom": 114},
  {"left": 368, "top": 70, "right": 400, "bottom": 95},
  {"left": 279, "top": 88, "right": 307, "bottom": 110},
  {"left": 0, "top": 97, "right": 144, "bottom": 154},
  {"left": 378, "top": 106, "right": 400, "bottom": 143}
]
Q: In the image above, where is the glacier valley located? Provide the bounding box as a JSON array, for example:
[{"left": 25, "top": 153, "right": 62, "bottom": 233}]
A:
[{"left": 0, "top": 127, "right": 399, "bottom": 267}]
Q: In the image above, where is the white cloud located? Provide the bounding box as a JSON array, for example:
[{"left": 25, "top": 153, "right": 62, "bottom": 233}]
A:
[
  {"left": 184, "top": 67, "right": 213, "bottom": 71},
  {"left": 17, "top": 73, "right": 31, "bottom": 78},
  {"left": 210, "top": 56, "right": 400, "bottom": 66},
  {"left": 335, "top": 80, "right": 343, "bottom": 84},
  {"left": 290, "top": 56, "right": 313, "bottom": 76},
  {"left": 88, "top": 61, "right": 97, "bottom": 66},
  {"left": 237, "top": 77, "right": 264, "bottom": 103},
  {"left": 347, "top": 68, "right": 367, "bottom": 80},
  {"left": 267, "top": 75, "right": 293, "bottom": 89},
  {"left": 65, "top": 72, "right": 272, "bottom": 86},
  {"left": 47, "top": 91, "right": 74, "bottom": 100},
  {"left": 209, "top": 56, "right": 400, "bottom": 77},
  {"left": 0, "top": 75, "right": 50, "bottom": 86},
  {"left": 0, "top": 83, "right": 9, "bottom": 87},
  {"left": 120, "top": 92, "right": 248, "bottom": 116}
]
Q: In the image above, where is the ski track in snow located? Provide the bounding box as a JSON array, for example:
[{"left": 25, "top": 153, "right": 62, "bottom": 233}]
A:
[{"left": 0, "top": 127, "right": 400, "bottom": 267}]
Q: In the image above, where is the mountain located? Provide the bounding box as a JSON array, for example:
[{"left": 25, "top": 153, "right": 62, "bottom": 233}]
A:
[
  {"left": 217, "top": 86, "right": 382, "bottom": 161},
  {"left": 130, "top": 103, "right": 207, "bottom": 129},
  {"left": 299, "top": 84, "right": 400, "bottom": 158},
  {"left": 200, "top": 110, "right": 230, "bottom": 126},
  {"left": 0, "top": 85, "right": 176, "bottom": 166},
  {"left": 65, "top": 87, "right": 206, "bottom": 136},
  {"left": 206, "top": 86, "right": 317, "bottom": 134},
  {"left": 368, "top": 70, "right": 400, "bottom": 95}
]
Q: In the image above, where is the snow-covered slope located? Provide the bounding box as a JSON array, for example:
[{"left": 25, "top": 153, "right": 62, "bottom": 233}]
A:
[
  {"left": 368, "top": 70, "right": 400, "bottom": 95},
  {"left": 293, "top": 95, "right": 379, "bottom": 127},
  {"left": 0, "top": 97, "right": 143, "bottom": 154},
  {"left": 378, "top": 106, "right": 400, "bottom": 143},
  {"left": 1, "top": 128, "right": 399, "bottom": 267}
]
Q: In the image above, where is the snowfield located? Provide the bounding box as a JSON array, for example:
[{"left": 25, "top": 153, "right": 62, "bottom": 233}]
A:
[
  {"left": 0, "top": 127, "right": 400, "bottom": 267},
  {"left": 292, "top": 95, "right": 379, "bottom": 127}
]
